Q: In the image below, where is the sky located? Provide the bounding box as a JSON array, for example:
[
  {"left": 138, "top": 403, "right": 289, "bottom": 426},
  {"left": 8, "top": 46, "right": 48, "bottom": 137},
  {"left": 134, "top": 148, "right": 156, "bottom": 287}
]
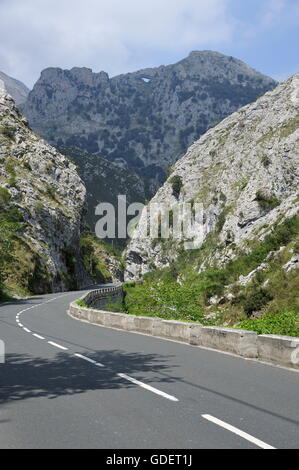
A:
[{"left": 0, "top": 0, "right": 298, "bottom": 89}]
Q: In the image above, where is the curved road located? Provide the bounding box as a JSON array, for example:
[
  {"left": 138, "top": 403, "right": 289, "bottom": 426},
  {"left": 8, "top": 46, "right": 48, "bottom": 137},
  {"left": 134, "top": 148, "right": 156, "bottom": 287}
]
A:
[{"left": 0, "top": 287, "right": 298, "bottom": 449}]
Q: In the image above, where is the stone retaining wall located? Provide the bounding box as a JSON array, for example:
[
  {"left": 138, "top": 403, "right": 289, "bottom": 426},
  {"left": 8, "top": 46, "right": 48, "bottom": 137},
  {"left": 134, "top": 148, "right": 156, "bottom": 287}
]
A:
[{"left": 68, "top": 287, "right": 299, "bottom": 370}]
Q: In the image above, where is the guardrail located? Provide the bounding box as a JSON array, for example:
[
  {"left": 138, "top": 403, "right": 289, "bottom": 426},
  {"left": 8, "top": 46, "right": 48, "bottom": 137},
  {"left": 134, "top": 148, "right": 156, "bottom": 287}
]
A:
[
  {"left": 82, "top": 283, "right": 123, "bottom": 309},
  {"left": 68, "top": 286, "right": 299, "bottom": 370}
]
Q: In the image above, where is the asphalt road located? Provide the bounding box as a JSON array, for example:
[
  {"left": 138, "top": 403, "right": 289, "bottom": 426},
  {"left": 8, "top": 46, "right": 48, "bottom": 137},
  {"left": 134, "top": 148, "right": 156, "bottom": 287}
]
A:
[{"left": 0, "top": 286, "right": 298, "bottom": 449}]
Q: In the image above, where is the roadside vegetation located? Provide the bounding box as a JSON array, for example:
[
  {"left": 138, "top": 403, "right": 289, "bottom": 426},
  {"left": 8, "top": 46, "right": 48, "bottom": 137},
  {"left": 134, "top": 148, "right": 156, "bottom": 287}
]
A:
[
  {"left": 0, "top": 187, "right": 26, "bottom": 300},
  {"left": 80, "top": 231, "right": 124, "bottom": 284},
  {"left": 121, "top": 214, "right": 299, "bottom": 337}
]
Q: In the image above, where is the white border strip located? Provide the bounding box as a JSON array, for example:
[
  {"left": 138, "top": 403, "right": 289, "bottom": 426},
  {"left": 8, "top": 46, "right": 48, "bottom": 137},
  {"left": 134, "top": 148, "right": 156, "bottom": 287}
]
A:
[
  {"left": 48, "top": 341, "right": 68, "bottom": 351},
  {"left": 118, "top": 373, "right": 179, "bottom": 402},
  {"left": 202, "top": 414, "right": 275, "bottom": 449}
]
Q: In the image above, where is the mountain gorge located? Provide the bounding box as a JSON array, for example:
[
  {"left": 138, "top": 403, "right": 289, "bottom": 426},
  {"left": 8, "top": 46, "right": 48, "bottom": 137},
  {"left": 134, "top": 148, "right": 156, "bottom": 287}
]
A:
[
  {"left": 124, "top": 74, "right": 299, "bottom": 329},
  {"left": 2, "top": 52, "right": 297, "bottom": 328},
  {"left": 22, "top": 51, "right": 276, "bottom": 190}
]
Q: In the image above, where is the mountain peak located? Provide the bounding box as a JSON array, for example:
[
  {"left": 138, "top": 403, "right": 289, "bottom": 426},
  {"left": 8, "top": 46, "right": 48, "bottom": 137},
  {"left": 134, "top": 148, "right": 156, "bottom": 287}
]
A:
[
  {"left": 22, "top": 52, "right": 277, "bottom": 189},
  {"left": 0, "top": 70, "right": 29, "bottom": 105}
]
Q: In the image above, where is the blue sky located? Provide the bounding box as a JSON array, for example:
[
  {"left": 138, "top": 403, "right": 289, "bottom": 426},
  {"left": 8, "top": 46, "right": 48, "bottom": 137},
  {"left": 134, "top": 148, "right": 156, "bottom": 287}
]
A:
[{"left": 0, "top": 0, "right": 298, "bottom": 88}]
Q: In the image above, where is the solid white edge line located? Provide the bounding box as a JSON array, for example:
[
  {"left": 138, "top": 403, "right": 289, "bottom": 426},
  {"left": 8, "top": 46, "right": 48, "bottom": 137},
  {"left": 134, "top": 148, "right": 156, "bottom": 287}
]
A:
[
  {"left": 118, "top": 373, "right": 179, "bottom": 402},
  {"left": 48, "top": 341, "right": 68, "bottom": 351},
  {"left": 33, "top": 334, "right": 45, "bottom": 340},
  {"left": 201, "top": 414, "right": 275, "bottom": 449}
]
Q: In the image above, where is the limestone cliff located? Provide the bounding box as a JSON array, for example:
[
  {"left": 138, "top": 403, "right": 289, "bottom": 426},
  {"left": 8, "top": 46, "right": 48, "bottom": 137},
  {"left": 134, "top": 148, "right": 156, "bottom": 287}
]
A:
[
  {"left": 0, "top": 91, "right": 120, "bottom": 295},
  {"left": 126, "top": 73, "right": 299, "bottom": 280}
]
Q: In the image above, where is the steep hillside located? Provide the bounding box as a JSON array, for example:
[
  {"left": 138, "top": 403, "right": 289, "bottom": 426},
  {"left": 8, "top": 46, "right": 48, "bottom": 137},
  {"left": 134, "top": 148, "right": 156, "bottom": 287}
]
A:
[
  {"left": 124, "top": 74, "right": 299, "bottom": 331},
  {"left": 0, "top": 91, "right": 121, "bottom": 298},
  {"left": 0, "top": 71, "right": 29, "bottom": 105},
  {"left": 58, "top": 146, "right": 146, "bottom": 233},
  {"left": 22, "top": 51, "right": 276, "bottom": 189}
]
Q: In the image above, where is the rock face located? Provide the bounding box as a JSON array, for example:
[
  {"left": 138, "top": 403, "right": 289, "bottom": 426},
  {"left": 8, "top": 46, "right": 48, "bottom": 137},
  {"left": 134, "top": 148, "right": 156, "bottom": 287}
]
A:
[
  {"left": 0, "top": 71, "right": 29, "bottom": 106},
  {"left": 22, "top": 51, "right": 276, "bottom": 190},
  {"left": 125, "top": 74, "right": 299, "bottom": 280},
  {"left": 0, "top": 90, "right": 91, "bottom": 293}
]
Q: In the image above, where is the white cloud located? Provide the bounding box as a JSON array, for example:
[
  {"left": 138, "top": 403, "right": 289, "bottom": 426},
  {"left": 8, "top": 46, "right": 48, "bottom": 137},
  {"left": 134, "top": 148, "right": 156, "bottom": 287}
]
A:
[
  {"left": 262, "top": 0, "right": 286, "bottom": 26},
  {"left": 0, "top": 0, "right": 233, "bottom": 87}
]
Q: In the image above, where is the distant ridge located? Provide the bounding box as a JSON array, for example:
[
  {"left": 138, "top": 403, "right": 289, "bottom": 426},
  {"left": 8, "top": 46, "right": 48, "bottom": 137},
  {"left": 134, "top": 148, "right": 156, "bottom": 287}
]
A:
[
  {"left": 22, "top": 51, "right": 277, "bottom": 191},
  {"left": 0, "top": 71, "right": 29, "bottom": 105}
]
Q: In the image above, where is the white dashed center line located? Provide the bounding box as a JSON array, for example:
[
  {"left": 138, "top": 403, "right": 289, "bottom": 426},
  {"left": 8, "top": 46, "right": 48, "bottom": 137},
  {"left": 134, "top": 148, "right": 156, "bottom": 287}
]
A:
[
  {"left": 117, "top": 373, "right": 179, "bottom": 402},
  {"left": 48, "top": 341, "right": 68, "bottom": 351},
  {"left": 14, "top": 292, "right": 178, "bottom": 403},
  {"left": 202, "top": 414, "right": 275, "bottom": 449},
  {"left": 33, "top": 334, "right": 45, "bottom": 340}
]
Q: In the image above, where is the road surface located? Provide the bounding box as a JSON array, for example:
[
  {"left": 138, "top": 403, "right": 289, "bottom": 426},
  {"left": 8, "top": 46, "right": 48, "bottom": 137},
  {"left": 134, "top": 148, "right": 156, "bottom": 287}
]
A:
[{"left": 0, "top": 287, "right": 298, "bottom": 449}]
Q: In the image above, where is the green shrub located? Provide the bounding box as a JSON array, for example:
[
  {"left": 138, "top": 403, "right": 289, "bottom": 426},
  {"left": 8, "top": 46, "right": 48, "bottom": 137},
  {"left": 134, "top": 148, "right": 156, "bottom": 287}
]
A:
[
  {"left": 105, "top": 298, "right": 125, "bottom": 313},
  {"left": 35, "top": 202, "right": 44, "bottom": 213},
  {"left": 238, "top": 311, "right": 299, "bottom": 337},
  {"left": 0, "top": 124, "right": 14, "bottom": 139},
  {"left": 255, "top": 190, "right": 280, "bottom": 211},
  {"left": 261, "top": 155, "right": 271, "bottom": 167},
  {"left": 169, "top": 175, "right": 183, "bottom": 197},
  {"left": 45, "top": 186, "right": 57, "bottom": 200},
  {"left": 76, "top": 299, "right": 89, "bottom": 308},
  {"left": 239, "top": 286, "right": 273, "bottom": 317},
  {"left": 23, "top": 160, "right": 32, "bottom": 171},
  {"left": 79, "top": 233, "right": 112, "bottom": 282},
  {"left": 5, "top": 159, "right": 16, "bottom": 176},
  {"left": 0, "top": 187, "right": 11, "bottom": 206}
]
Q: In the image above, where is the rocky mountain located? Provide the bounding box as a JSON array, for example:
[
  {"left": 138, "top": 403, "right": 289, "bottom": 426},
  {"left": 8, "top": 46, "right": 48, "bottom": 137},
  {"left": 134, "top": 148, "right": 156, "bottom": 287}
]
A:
[
  {"left": 0, "top": 71, "right": 29, "bottom": 105},
  {"left": 125, "top": 73, "right": 299, "bottom": 280},
  {"left": 58, "top": 146, "right": 146, "bottom": 234},
  {"left": 0, "top": 90, "right": 121, "bottom": 297},
  {"left": 22, "top": 51, "right": 276, "bottom": 189}
]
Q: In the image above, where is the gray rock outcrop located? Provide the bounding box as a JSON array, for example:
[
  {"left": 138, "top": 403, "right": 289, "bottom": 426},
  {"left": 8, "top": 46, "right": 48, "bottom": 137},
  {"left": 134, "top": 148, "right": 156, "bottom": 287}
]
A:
[
  {"left": 0, "top": 71, "right": 29, "bottom": 105},
  {"left": 125, "top": 73, "right": 299, "bottom": 280},
  {"left": 0, "top": 90, "right": 90, "bottom": 292}
]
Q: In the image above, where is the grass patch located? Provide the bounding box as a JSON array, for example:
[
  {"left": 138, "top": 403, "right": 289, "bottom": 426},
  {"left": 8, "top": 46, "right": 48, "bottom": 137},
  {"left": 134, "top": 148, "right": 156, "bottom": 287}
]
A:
[{"left": 76, "top": 298, "right": 89, "bottom": 308}]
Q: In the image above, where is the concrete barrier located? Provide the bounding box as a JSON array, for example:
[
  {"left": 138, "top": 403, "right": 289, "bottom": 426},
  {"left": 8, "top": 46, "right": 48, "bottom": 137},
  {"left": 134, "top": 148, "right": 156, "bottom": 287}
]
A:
[
  {"left": 199, "top": 326, "right": 258, "bottom": 358},
  {"left": 68, "top": 286, "right": 299, "bottom": 369},
  {"left": 156, "top": 320, "right": 193, "bottom": 343},
  {"left": 258, "top": 335, "right": 299, "bottom": 369},
  {"left": 132, "top": 316, "right": 161, "bottom": 335}
]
